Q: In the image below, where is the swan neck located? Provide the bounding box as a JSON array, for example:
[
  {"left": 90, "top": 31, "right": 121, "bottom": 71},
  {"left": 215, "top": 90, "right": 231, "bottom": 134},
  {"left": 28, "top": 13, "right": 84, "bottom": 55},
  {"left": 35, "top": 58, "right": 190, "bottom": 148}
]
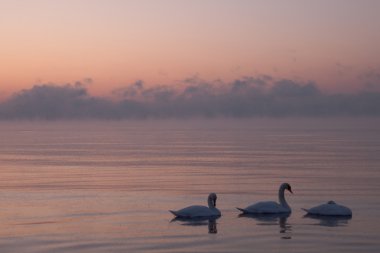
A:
[
  {"left": 279, "top": 185, "right": 290, "bottom": 209},
  {"left": 208, "top": 198, "right": 215, "bottom": 209}
]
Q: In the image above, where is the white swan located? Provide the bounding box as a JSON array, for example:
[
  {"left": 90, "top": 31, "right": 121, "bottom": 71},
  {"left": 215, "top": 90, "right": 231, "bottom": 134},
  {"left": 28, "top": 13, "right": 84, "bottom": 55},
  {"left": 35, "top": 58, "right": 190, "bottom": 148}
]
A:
[
  {"left": 169, "top": 193, "right": 221, "bottom": 218},
  {"left": 237, "top": 183, "right": 293, "bottom": 214},
  {"left": 302, "top": 201, "right": 352, "bottom": 216}
]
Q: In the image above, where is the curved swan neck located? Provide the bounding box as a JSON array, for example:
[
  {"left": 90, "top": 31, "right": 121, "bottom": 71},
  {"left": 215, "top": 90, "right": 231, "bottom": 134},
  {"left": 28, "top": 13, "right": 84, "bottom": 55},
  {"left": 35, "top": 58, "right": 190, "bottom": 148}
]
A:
[
  {"left": 208, "top": 196, "right": 216, "bottom": 209},
  {"left": 278, "top": 184, "right": 290, "bottom": 209},
  {"left": 208, "top": 199, "right": 213, "bottom": 209},
  {"left": 208, "top": 198, "right": 215, "bottom": 209}
]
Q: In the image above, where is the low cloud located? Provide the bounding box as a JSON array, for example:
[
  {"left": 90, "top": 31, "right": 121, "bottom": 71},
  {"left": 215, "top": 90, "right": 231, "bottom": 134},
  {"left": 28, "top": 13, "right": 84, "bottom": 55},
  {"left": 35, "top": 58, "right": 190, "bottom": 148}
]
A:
[
  {"left": 0, "top": 83, "right": 115, "bottom": 119},
  {"left": 359, "top": 68, "right": 380, "bottom": 91},
  {"left": 1, "top": 76, "right": 380, "bottom": 119}
]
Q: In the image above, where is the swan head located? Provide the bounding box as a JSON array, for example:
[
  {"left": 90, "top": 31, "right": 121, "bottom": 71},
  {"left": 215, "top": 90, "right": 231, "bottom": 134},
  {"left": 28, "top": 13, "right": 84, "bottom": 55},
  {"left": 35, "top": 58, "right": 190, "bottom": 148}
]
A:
[
  {"left": 208, "top": 193, "right": 218, "bottom": 207},
  {"left": 281, "top": 183, "right": 293, "bottom": 194}
]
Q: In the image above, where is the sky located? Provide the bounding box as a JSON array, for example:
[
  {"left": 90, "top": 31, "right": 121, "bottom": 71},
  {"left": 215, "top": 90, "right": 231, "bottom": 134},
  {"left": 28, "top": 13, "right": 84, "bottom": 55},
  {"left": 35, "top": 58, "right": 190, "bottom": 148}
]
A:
[{"left": 0, "top": 0, "right": 380, "bottom": 118}]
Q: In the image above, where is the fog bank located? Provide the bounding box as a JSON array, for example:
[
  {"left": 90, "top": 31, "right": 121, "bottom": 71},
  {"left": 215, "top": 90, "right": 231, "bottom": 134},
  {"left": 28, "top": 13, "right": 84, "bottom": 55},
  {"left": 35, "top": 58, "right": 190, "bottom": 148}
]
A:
[{"left": 1, "top": 77, "right": 379, "bottom": 119}]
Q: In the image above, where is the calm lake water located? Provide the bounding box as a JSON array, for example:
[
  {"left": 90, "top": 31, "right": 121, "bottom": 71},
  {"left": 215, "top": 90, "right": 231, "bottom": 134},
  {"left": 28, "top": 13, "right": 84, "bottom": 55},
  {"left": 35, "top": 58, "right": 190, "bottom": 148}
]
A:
[{"left": 0, "top": 118, "right": 380, "bottom": 253}]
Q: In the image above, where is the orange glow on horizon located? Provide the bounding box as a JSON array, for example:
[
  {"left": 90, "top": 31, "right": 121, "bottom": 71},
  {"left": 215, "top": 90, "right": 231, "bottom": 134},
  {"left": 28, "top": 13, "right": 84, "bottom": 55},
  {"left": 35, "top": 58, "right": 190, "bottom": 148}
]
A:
[{"left": 1, "top": 0, "right": 380, "bottom": 98}]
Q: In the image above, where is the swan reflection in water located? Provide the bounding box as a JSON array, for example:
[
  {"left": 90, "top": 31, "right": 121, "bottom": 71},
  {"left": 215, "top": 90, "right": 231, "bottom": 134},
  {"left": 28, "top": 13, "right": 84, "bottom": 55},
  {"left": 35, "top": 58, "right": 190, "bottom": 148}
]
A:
[
  {"left": 170, "top": 216, "right": 219, "bottom": 234},
  {"left": 238, "top": 213, "right": 292, "bottom": 239},
  {"left": 303, "top": 214, "right": 352, "bottom": 227}
]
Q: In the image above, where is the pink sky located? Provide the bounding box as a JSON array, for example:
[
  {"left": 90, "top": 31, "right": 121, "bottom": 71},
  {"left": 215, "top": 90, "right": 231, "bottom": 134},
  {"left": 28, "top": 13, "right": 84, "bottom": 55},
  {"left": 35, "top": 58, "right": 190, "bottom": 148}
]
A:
[{"left": 1, "top": 0, "right": 379, "bottom": 98}]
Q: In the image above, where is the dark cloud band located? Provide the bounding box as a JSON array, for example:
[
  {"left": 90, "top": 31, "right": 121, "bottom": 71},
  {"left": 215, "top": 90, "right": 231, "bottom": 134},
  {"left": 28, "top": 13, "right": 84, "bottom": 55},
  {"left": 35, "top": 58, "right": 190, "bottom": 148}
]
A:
[{"left": 1, "top": 77, "right": 379, "bottom": 119}]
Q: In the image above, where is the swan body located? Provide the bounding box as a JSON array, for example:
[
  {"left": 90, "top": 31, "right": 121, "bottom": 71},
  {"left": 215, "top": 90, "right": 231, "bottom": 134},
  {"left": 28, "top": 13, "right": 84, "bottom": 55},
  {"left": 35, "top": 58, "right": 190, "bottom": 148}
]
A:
[
  {"left": 302, "top": 201, "right": 352, "bottom": 216},
  {"left": 237, "top": 183, "right": 293, "bottom": 214},
  {"left": 237, "top": 201, "right": 289, "bottom": 214},
  {"left": 169, "top": 193, "right": 221, "bottom": 218}
]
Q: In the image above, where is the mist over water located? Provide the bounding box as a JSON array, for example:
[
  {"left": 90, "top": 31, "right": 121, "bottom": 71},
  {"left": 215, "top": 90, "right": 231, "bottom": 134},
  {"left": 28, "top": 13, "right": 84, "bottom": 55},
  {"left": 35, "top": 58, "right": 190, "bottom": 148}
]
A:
[
  {"left": 0, "top": 118, "right": 380, "bottom": 252},
  {"left": 1, "top": 78, "right": 380, "bottom": 119}
]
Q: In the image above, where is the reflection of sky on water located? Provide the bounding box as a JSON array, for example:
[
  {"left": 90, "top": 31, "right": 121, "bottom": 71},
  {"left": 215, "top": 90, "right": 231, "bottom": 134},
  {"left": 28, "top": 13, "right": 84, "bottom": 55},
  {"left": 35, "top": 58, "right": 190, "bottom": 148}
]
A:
[
  {"left": 170, "top": 217, "right": 219, "bottom": 234},
  {"left": 0, "top": 120, "right": 378, "bottom": 253},
  {"left": 238, "top": 213, "right": 292, "bottom": 240},
  {"left": 303, "top": 214, "right": 352, "bottom": 227}
]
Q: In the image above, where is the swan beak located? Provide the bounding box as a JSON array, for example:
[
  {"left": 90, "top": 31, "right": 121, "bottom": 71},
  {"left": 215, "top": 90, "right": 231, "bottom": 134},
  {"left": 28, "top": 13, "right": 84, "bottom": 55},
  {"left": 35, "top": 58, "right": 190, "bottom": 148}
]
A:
[
  {"left": 289, "top": 188, "right": 293, "bottom": 194},
  {"left": 213, "top": 199, "right": 217, "bottom": 207}
]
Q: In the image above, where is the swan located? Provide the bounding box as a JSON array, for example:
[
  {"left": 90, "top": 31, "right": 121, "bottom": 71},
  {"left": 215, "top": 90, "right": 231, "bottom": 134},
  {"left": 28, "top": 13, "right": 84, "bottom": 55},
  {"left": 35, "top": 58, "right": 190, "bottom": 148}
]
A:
[
  {"left": 302, "top": 201, "right": 352, "bottom": 216},
  {"left": 237, "top": 183, "right": 293, "bottom": 214},
  {"left": 169, "top": 193, "right": 221, "bottom": 218}
]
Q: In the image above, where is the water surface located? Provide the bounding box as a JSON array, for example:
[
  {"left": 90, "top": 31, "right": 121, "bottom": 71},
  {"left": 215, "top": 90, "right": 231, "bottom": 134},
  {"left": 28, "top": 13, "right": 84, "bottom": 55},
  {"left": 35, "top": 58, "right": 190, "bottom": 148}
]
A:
[{"left": 0, "top": 118, "right": 379, "bottom": 252}]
